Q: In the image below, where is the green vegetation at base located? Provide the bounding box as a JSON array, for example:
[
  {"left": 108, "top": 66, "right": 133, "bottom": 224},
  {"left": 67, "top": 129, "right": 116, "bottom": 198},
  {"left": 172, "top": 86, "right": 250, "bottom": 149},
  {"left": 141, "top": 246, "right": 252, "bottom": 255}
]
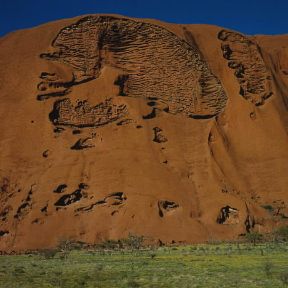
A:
[{"left": 0, "top": 242, "right": 288, "bottom": 288}]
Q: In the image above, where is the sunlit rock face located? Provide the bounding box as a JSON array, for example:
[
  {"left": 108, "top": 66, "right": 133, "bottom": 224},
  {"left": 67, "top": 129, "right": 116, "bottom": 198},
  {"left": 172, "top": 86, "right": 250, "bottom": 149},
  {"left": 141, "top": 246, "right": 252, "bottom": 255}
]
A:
[{"left": 0, "top": 15, "right": 287, "bottom": 251}]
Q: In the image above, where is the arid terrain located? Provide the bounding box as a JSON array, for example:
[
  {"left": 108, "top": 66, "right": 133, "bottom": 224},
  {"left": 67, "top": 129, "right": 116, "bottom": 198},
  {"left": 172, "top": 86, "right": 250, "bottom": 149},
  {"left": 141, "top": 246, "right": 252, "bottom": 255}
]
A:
[{"left": 0, "top": 14, "right": 287, "bottom": 252}]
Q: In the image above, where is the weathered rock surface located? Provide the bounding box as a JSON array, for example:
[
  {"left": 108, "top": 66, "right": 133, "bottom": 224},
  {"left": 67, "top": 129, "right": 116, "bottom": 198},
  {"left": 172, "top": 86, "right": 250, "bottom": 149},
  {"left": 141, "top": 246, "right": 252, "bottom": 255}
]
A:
[{"left": 0, "top": 14, "right": 287, "bottom": 251}]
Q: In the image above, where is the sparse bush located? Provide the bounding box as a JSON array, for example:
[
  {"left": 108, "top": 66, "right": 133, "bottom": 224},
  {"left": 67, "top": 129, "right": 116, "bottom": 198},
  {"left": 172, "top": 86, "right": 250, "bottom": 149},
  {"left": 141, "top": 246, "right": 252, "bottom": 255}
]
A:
[
  {"left": 57, "top": 240, "right": 82, "bottom": 260},
  {"left": 58, "top": 240, "right": 86, "bottom": 251},
  {"left": 280, "top": 271, "right": 288, "bottom": 285},
  {"left": 273, "top": 226, "right": 288, "bottom": 242},
  {"left": 263, "top": 261, "right": 274, "bottom": 277},
  {"left": 150, "top": 253, "right": 156, "bottom": 259},
  {"left": 39, "top": 249, "right": 58, "bottom": 259},
  {"left": 127, "top": 279, "right": 141, "bottom": 288},
  {"left": 13, "top": 266, "right": 25, "bottom": 275},
  {"left": 122, "top": 234, "right": 144, "bottom": 250},
  {"left": 245, "top": 231, "right": 263, "bottom": 246},
  {"left": 98, "top": 239, "right": 122, "bottom": 250},
  {"left": 58, "top": 251, "right": 69, "bottom": 260},
  {"left": 97, "top": 234, "right": 144, "bottom": 251}
]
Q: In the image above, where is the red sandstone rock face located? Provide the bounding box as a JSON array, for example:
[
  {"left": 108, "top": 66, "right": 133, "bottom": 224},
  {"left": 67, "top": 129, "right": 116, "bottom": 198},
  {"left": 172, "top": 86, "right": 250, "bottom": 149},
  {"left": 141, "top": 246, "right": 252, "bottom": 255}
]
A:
[{"left": 0, "top": 15, "right": 287, "bottom": 252}]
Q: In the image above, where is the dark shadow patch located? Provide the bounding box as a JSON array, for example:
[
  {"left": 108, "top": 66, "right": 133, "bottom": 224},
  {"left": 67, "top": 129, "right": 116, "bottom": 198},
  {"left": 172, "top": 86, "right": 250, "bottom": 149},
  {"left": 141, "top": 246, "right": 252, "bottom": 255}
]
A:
[
  {"left": 147, "top": 101, "right": 157, "bottom": 107},
  {"left": 189, "top": 114, "right": 216, "bottom": 119},
  {"left": 54, "top": 127, "right": 65, "bottom": 133},
  {"left": 40, "top": 204, "right": 48, "bottom": 213},
  {"left": 42, "top": 150, "right": 50, "bottom": 158},
  {"left": 53, "top": 184, "right": 68, "bottom": 194},
  {"left": 54, "top": 189, "right": 83, "bottom": 207},
  {"left": 79, "top": 183, "right": 89, "bottom": 190},
  {"left": 158, "top": 200, "right": 179, "bottom": 217},
  {"left": 105, "top": 192, "right": 127, "bottom": 205},
  {"left": 14, "top": 187, "right": 33, "bottom": 220},
  {"left": 143, "top": 108, "right": 158, "bottom": 119},
  {"left": 71, "top": 138, "right": 94, "bottom": 150},
  {"left": 217, "top": 205, "right": 239, "bottom": 224},
  {"left": 0, "top": 206, "right": 12, "bottom": 222},
  {"left": 0, "top": 230, "right": 9, "bottom": 237},
  {"left": 114, "top": 75, "right": 129, "bottom": 96},
  {"left": 72, "top": 129, "right": 81, "bottom": 135}
]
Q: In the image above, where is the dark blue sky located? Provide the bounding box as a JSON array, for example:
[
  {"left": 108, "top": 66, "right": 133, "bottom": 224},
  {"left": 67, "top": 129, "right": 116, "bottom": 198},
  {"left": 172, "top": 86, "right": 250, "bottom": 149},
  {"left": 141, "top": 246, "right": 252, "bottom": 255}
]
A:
[{"left": 1, "top": 0, "right": 288, "bottom": 37}]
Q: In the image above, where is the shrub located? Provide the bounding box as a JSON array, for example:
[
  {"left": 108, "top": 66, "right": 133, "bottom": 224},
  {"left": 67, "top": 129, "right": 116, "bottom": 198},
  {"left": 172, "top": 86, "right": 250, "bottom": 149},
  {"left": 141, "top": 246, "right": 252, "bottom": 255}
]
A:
[
  {"left": 263, "top": 261, "right": 273, "bottom": 277},
  {"left": 280, "top": 271, "right": 288, "bottom": 285},
  {"left": 273, "top": 226, "right": 288, "bottom": 242},
  {"left": 13, "top": 266, "right": 25, "bottom": 275},
  {"left": 98, "top": 239, "right": 122, "bottom": 250},
  {"left": 127, "top": 279, "right": 141, "bottom": 288},
  {"left": 245, "top": 231, "right": 263, "bottom": 246},
  {"left": 97, "top": 234, "right": 144, "bottom": 251},
  {"left": 39, "top": 249, "right": 58, "bottom": 259},
  {"left": 58, "top": 240, "right": 86, "bottom": 251},
  {"left": 122, "top": 234, "right": 144, "bottom": 250},
  {"left": 150, "top": 253, "right": 156, "bottom": 259}
]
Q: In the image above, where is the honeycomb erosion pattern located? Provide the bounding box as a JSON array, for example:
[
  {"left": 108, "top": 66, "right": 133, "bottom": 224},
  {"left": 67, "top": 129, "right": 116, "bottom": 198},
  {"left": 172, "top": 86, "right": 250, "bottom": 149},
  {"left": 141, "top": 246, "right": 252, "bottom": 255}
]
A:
[
  {"left": 218, "top": 30, "right": 273, "bottom": 106},
  {"left": 39, "top": 16, "right": 227, "bottom": 121},
  {"left": 49, "top": 98, "right": 127, "bottom": 128}
]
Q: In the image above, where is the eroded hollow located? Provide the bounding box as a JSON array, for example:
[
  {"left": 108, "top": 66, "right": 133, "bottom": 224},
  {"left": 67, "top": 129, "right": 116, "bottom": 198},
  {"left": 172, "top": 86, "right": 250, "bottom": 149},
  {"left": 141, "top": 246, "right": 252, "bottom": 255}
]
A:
[
  {"left": 0, "top": 230, "right": 9, "bottom": 237},
  {"left": 54, "top": 189, "right": 83, "bottom": 207},
  {"left": 158, "top": 200, "right": 179, "bottom": 217},
  {"left": 216, "top": 205, "right": 239, "bottom": 224},
  {"left": 53, "top": 184, "right": 68, "bottom": 194}
]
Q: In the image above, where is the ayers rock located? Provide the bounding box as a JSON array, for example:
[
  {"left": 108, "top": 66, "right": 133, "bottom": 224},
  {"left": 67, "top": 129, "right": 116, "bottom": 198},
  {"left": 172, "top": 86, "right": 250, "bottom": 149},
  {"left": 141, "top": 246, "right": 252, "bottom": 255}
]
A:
[{"left": 0, "top": 14, "right": 287, "bottom": 251}]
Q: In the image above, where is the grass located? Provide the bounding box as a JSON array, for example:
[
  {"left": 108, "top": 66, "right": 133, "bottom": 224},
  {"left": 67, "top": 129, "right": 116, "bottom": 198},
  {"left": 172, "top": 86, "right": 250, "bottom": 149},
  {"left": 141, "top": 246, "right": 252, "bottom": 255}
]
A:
[{"left": 0, "top": 243, "right": 287, "bottom": 287}]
